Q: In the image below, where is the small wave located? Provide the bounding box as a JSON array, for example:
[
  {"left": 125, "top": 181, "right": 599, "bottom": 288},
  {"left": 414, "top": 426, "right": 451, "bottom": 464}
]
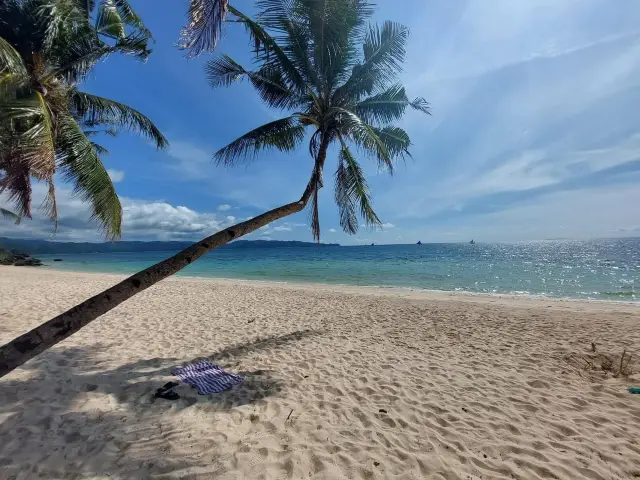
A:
[{"left": 599, "top": 291, "right": 636, "bottom": 298}]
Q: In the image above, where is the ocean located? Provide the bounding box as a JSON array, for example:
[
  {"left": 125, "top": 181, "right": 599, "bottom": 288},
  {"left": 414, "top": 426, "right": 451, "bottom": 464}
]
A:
[{"left": 38, "top": 238, "right": 640, "bottom": 302}]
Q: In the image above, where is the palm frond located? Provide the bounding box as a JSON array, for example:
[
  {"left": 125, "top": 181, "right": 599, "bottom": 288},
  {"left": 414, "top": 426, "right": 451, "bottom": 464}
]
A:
[
  {"left": 91, "top": 141, "right": 109, "bottom": 155},
  {"left": 336, "top": 108, "right": 392, "bottom": 172},
  {"left": 111, "top": 0, "right": 151, "bottom": 37},
  {"left": 41, "top": 176, "right": 58, "bottom": 229},
  {"left": 0, "top": 206, "right": 20, "bottom": 224},
  {"left": 47, "top": 29, "right": 151, "bottom": 84},
  {"left": 409, "top": 96, "right": 430, "bottom": 115},
  {"left": 70, "top": 90, "right": 168, "bottom": 149},
  {"left": 335, "top": 20, "right": 408, "bottom": 101},
  {"left": 111, "top": 31, "right": 151, "bottom": 59},
  {"left": 0, "top": 72, "right": 28, "bottom": 104},
  {"left": 334, "top": 134, "right": 380, "bottom": 234},
  {"left": 37, "top": 0, "right": 88, "bottom": 51},
  {"left": 96, "top": 0, "right": 125, "bottom": 37},
  {"left": 55, "top": 113, "right": 122, "bottom": 240},
  {"left": 205, "top": 54, "right": 304, "bottom": 109},
  {"left": 297, "top": 0, "right": 375, "bottom": 91},
  {"left": 214, "top": 116, "right": 305, "bottom": 165},
  {"left": 0, "top": 92, "right": 57, "bottom": 176},
  {"left": 84, "top": 126, "right": 118, "bottom": 137},
  {"left": 354, "top": 85, "right": 430, "bottom": 126},
  {"left": 24, "top": 91, "right": 57, "bottom": 178},
  {"left": 0, "top": 157, "right": 32, "bottom": 218},
  {"left": 44, "top": 32, "right": 108, "bottom": 83},
  {"left": 180, "top": 0, "right": 229, "bottom": 57},
  {"left": 0, "top": 36, "right": 27, "bottom": 77},
  {"left": 247, "top": 2, "right": 314, "bottom": 91},
  {"left": 372, "top": 126, "right": 411, "bottom": 162}
]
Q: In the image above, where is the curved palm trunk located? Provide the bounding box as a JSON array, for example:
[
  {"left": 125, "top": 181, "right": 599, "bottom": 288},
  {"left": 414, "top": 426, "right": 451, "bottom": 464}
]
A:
[{"left": 0, "top": 136, "right": 330, "bottom": 378}]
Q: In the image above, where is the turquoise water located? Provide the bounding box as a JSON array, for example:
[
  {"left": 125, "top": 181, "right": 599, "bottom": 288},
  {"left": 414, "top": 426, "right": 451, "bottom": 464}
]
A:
[{"left": 38, "top": 238, "right": 640, "bottom": 301}]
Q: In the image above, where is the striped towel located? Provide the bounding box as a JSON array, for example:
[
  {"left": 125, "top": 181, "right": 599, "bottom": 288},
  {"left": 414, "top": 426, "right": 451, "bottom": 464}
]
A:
[{"left": 172, "top": 360, "right": 243, "bottom": 395}]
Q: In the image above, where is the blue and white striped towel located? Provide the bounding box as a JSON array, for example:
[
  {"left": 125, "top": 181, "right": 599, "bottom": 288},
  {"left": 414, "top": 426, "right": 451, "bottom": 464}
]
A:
[{"left": 172, "top": 360, "right": 243, "bottom": 395}]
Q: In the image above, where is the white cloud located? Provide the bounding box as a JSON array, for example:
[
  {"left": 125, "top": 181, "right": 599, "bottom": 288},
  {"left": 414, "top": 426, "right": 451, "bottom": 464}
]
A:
[
  {"left": 374, "top": 3, "right": 640, "bottom": 226},
  {"left": 120, "top": 201, "right": 238, "bottom": 240},
  {"left": 166, "top": 140, "right": 211, "bottom": 180},
  {"left": 329, "top": 228, "right": 337, "bottom": 233},
  {"left": 388, "top": 180, "right": 640, "bottom": 243},
  {"left": 225, "top": 215, "right": 236, "bottom": 223},
  {"left": 408, "top": 0, "right": 640, "bottom": 84},
  {"left": 0, "top": 182, "right": 240, "bottom": 242},
  {"left": 107, "top": 169, "right": 125, "bottom": 183},
  {"left": 217, "top": 204, "right": 232, "bottom": 211},
  {"left": 381, "top": 223, "right": 395, "bottom": 229},
  {"left": 273, "top": 225, "right": 292, "bottom": 232}
]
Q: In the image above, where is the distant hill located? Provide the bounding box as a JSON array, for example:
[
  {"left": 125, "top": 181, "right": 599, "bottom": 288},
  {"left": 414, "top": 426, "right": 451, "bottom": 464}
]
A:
[{"left": 0, "top": 237, "right": 340, "bottom": 255}]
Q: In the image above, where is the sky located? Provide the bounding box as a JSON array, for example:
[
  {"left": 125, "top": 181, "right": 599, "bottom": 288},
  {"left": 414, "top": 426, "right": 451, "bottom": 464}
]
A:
[{"left": 2, "top": 0, "right": 640, "bottom": 244}]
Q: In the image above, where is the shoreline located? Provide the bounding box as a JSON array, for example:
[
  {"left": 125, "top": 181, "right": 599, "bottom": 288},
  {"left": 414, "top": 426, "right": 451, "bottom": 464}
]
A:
[{"left": 7, "top": 265, "right": 640, "bottom": 311}]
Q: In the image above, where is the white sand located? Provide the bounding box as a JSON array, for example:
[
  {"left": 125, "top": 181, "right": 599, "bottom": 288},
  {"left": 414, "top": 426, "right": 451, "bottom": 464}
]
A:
[{"left": 1, "top": 267, "right": 639, "bottom": 480}]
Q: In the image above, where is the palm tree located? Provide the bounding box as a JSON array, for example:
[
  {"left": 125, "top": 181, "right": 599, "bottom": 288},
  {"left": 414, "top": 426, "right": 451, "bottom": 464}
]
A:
[
  {"left": 0, "top": 0, "right": 167, "bottom": 237},
  {"left": 0, "top": 0, "right": 429, "bottom": 377}
]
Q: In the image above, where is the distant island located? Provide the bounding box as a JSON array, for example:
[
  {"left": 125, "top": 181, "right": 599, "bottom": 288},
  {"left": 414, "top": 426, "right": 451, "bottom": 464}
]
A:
[{"left": 0, "top": 237, "right": 340, "bottom": 255}]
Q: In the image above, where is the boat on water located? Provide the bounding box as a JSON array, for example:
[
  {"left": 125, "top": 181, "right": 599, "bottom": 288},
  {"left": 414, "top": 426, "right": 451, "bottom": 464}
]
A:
[
  {"left": 470, "top": 239, "right": 475, "bottom": 245},
  {"left": 416, "top": 241, "right": 422, "bottom": 245}
]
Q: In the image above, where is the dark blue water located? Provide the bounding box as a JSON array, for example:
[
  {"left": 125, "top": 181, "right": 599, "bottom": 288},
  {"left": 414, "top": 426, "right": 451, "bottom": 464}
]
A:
[{"left": 39, "top": 238, "right": 640, "bottom": 301}]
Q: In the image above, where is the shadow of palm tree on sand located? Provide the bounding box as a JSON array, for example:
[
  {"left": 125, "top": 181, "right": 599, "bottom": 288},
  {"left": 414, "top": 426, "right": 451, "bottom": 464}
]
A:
[{"left": 0, "top": 329, "right": 323, "bottom": 479}]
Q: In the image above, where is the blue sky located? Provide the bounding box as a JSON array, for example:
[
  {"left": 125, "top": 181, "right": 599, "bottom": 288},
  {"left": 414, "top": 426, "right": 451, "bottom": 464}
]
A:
[{"left": 3, "top": 0, "right": 640, "bottom": 244}]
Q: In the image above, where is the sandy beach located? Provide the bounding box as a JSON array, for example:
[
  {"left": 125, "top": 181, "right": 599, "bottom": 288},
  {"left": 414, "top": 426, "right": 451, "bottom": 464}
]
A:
[{"left": 0, "top": 267, "right": 639, "bottom": 479}]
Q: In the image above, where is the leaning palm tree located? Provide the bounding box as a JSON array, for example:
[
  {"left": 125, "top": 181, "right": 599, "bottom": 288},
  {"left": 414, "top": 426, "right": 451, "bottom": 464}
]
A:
[
  {"left": 0, "top": 0, "right": 167, "bottom": 236},
  {"left": 0, "top": 0, "right": 429, "bottom": 377}
]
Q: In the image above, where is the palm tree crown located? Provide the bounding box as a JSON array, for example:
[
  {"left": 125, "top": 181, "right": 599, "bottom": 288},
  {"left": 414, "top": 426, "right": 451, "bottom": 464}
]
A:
[
  {"left": 0, "top": 0, "right": 167, "bottom": 239},
  {"left": 207, "top": 0, "right": 429, "bottom": 239}
]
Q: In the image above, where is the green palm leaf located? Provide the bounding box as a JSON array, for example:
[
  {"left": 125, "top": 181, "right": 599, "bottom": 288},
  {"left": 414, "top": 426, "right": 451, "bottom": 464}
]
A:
[
  {"left": 55, "top": 113, "right": 122, "bottom": 240},
  {"left": 70, "top": 91, "right": 168, "bottom": 149},
  {"left": 205, "top": 54, "right": 304, "bottom": 109},
  {"left": 48, "top": 31, "right": 151, "bottom": 84},
  {"left": 110, "top": 0, "right": 150, "bottom": 38},
  {"left": 214, "top": 116, "right": 305, "bottom": 165},
  {"left": 0, "top": 92, "right": 57, "bottom": 178},
  {"left": 0, "top": 36, "right": 27, "bottom": 77},
  {"left": 335, "top": 20, "right": 408, "bottom": 101},
  {"left": 90, "top": 141, "right": 109, "bottom": 155},
  {"left": 180, "top": 0, "right": 229, "bottom": 57},
  {"left": 371, "top": 126, "right": 411, "bottom": 161},
  {"left": 0, "top": 156, "right": 32, "bottom": 218},
  {"left": 41, "top": 176, "right": 58, "bottom": 230},
  {"left": 334, "top": 134, "right": 380, "bottom": 233},
  {"left": 96, "top": 0, "right": 126, "bottom": 37},
  {"left": 355, "top": 84, "right": 430, "bottom": 125},
  {"left": 335, "top": 108, "right": 393, "bottom": 172}
]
